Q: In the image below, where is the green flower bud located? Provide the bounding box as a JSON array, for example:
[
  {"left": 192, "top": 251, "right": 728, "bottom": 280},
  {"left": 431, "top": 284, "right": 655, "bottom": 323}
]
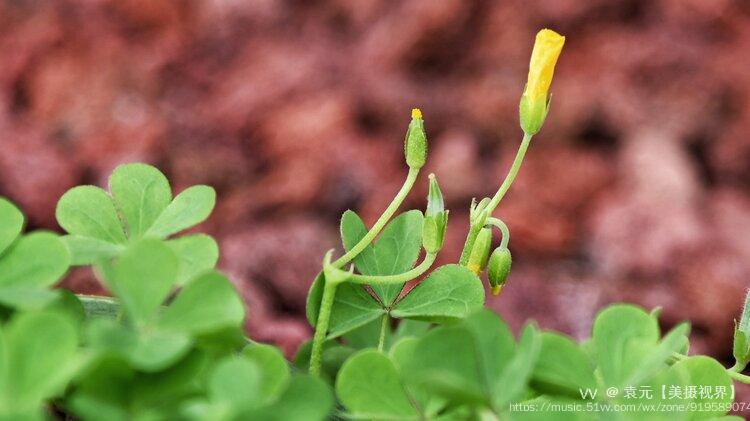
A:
[
  {"left": 425, "top": 174, "right": 444, "bottom": 217},
  {"left": 423, "top": 212, "right": 448, "bottom": 254},
  {"left": 467, "top": 227, "right": 492, "bottom": 275},
  {"left": 487, "top": 247, "right": 512, "bottom": 296},
  {"left": 733, "top": 291, "right": 750, "bottom": 368},
  {"left": 422, "top": 174, "right": 448, "bottom": 254},
  {"left": 404, "top": 108, "right": 427, "bottom": 169}
]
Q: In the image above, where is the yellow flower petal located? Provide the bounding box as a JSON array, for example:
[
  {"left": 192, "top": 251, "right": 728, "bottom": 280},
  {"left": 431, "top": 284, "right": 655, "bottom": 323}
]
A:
[{"left": 524, "top": 29, "right": 565, "bottom": 103}]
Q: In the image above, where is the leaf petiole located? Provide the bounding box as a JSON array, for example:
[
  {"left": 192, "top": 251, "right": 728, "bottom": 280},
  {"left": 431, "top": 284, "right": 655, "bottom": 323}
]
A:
[
  {"left": 332, "top": 168, "right": 420, "bottom": 269},
  {"left": 311, "top": 168, "right": 421, "bottom": 376},
  {"left": 342, "top": 253, "right": 437, "bottom": 286}
]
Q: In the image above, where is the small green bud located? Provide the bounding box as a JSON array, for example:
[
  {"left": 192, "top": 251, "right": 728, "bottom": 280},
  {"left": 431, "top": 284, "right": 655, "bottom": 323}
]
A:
[
  {"left": 467, "top": 227, "right": 492, "bottom": 275},
  {"left": 404, "top": 108, "right": 427, "bottom": 169},
  {"left": 426, "top": 174, "right": 444, "bottom": 217},
  {"left": 733, "top": 290, "right": 750, "bottom": 368},
  {"left": 422, "top": 212, "right": 448, "bottom": 254},
  {"left": 422, "top": 174, "right": 448, "bottom": 254},
  {"left": 487, "top": 247, "right": 512, "bottom": 296}
]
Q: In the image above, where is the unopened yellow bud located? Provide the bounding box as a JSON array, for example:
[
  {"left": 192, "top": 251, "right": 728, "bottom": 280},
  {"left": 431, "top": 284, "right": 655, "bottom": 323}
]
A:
[{"left": 520, "top": 29, "right": 565, "bottom": 135}]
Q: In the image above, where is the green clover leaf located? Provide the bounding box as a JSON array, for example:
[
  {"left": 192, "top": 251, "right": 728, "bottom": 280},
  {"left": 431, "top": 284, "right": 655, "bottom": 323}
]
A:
[{"left": 56, "top": 163, "right": 218, "bottom": 285}]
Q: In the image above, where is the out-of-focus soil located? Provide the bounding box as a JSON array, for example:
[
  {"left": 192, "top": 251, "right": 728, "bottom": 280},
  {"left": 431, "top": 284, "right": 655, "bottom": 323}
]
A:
[{"left": 1, "top": 0, "right": 749, "bottom": 371}]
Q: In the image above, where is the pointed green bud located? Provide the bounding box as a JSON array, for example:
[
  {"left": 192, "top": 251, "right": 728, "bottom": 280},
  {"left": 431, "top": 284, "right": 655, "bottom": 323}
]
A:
[
  {"left": 467, "top": 227, "right": 492, "bottom": 275},
  {"left": 733, "top": 290, "right": 750, "bottom": 369},
  {"left": 422, "top": 174, "right": 448, "bottom": 254},
  {"left": 404, "top": 108, "right": 427, "bottom": 169},
  {"left": 426, "top": 174, "right": 444, "bottom": 217},
  {"left": 487, "top": 247, "right": 512, "bottom": 296},
  {"left": 422, "top": 212, "right": 448, "bottom": 254}
]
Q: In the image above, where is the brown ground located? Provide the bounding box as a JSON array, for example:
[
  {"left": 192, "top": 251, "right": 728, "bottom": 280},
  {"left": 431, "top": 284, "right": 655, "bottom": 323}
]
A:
[{"left": 1, "top": 0, "right": 749, "bottom": 386}]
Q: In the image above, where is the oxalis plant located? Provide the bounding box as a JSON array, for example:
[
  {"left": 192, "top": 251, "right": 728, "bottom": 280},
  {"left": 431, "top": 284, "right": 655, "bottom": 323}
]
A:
[{"left": 0, "top": 29, "right": 747, "bottom": 421}]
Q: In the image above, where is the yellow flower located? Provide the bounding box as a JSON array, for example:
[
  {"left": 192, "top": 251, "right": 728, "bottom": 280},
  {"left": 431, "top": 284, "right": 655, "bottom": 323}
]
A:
[{"left": 520, "top": 29, "right": 565, "bottom": 135}]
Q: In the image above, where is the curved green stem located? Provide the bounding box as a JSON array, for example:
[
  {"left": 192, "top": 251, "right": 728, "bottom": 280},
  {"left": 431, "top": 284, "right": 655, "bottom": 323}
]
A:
[
  {"left": 459, "top": 133, "right": 532, "bottom": 265},
  {"left": 346, "top": 253, "right": 437, "bottom": 285},
  {"left": 727, "top": 370, "right": 750, "bottom": 384},
  {"left": 486, "top": 217, "right": 510, "bottom": 249},
  {"left": 332, "top": 168, "right": 420, "bottom": 269},
  {"left": 487, "top": 133, "right": 533, "bottom": 213},
  {"left": 311, "top": 168, "right": 420, "bottom": 376},
  {"left": 730, "top": 362, "right": 746, "bottom": 373}
]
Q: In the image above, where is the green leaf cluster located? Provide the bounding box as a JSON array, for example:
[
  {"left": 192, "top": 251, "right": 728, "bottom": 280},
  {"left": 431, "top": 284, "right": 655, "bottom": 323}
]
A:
[
  {"left": 0, "top": 162, "right": 746, "bottom": 420},
  {"left": 333, "top": 305, "right": 738, "bottom": 420},
  {"left": 56, "top": 163, "right": 218, "bottom": 285},
  {"left": 306, "top": 210, "right": 484, "bottom": 339}
]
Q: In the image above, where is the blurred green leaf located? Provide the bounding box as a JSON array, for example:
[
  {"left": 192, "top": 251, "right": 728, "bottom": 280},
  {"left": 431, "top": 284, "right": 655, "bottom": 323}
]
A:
[
  {"left": 242, "top": 344, "right": 291, "bottom": 405},
  {"left": 492, "top": 324, "right": 541, "bottom": 407},
  {"left": 336, "top": 350, "right": 419, "bottom": 419},
  {"left": 167, "top": 234, "right": 219, "bottom": 285},
  {"left": 0, "top": 232, "right": 70, "bottom": 289},
  {"left": 532, "top": 332, "right": 596, "bottom": 397},
  {"left": 62, "top": 235, "right": 124, "bottom": 265},
  {"left": 208, "top": 357, "right": 262, "bottom": 412},
  {"left": 1, "top": 312, "right": 79, "bottom": 413},
  {"left": 592, "top": 304, "right": 659, "bottom": 387},
  {"left": 98, "top": 239, "right": 178, "bottom": 328},
  {"left": 159, "top": 271, "right": 245, "bottom": 336},
  {"left": 0, "top": 198, "right": 23, "bottom": 256},
  {"left": 242, "top": 375, "right": 333, "bottom": 421}
]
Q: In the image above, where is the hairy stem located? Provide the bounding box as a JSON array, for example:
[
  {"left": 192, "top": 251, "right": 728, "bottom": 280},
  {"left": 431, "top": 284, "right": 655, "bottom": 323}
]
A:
[
  {"left": 309, "top": 280, "right": 338, "bottom": 376},
  {"left": 332, "top": 168, "right": 420, "bottom": 269},
  {"left": 346, "top": 253, "right": 437, "bottom": 285}
]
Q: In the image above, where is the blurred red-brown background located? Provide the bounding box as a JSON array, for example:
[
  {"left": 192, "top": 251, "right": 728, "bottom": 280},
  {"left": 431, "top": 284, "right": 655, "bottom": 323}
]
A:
[{"left": 1, "top": 0, "right": 749, "bottom": 365}]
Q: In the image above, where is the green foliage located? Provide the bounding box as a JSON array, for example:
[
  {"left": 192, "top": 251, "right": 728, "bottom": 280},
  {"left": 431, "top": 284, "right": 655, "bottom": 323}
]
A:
[
  {"left": 57, "top": 163, "right": 218, "bottom": 284},
  {"left": 0, "top": 197, "right": 70, "bottom": 311},
  {"left": 306, "top": 210, "right": 484, "bottom": 339},
  {"left": 0, "top": 311, "right": 81, "bottom": 419},
  {"left": 0, "top": 160, "right": 746, "bottom": 421}
]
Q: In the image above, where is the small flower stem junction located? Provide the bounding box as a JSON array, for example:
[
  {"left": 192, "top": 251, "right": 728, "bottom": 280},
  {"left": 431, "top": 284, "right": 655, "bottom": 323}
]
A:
[
  {"left": 459, "top": 133, "right": 532, "bottom": 265},
  {"left": 310, "top": 167, "right": 421, "bottom": 376}
]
